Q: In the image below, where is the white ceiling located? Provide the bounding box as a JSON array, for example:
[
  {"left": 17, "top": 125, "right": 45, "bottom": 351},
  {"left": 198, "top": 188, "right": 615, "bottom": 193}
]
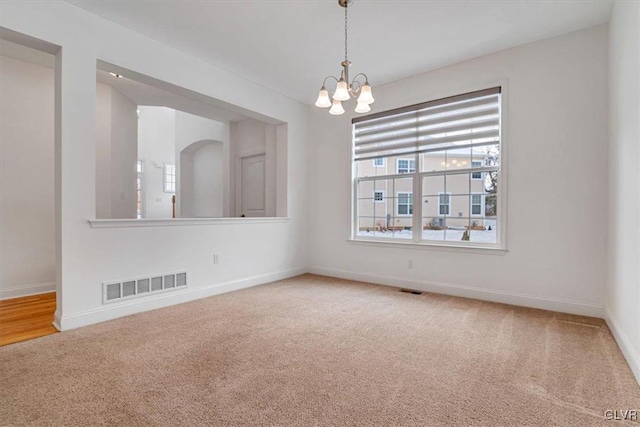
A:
[
  {"left": 68, "top": 0, "right": 613, "bottom": 105},
  {"left": 96, "top": 69, "right": 249, "bottom": 123}
]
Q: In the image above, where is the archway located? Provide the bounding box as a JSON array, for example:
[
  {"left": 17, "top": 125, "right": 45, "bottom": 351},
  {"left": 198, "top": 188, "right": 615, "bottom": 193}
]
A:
[{"left": 179, "top": 139, "right": 224, "bottom": 218}]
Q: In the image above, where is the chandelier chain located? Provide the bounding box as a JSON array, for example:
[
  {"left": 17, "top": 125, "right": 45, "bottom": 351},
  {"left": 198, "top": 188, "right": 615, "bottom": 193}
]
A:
[{"left": 344, "top": 2, "right": 348, "bottom": 62}]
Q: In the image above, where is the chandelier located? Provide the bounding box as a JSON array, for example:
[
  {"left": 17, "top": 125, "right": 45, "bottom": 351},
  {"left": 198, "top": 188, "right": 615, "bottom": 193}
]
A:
[{"left": 314, "top": 0, "right": 375, "bottom": 115}]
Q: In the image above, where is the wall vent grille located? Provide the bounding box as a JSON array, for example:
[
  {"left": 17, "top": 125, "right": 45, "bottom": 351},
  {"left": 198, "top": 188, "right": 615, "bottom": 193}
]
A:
[{"left": 103, "top": 272, "right": 187, "bottom": 304}]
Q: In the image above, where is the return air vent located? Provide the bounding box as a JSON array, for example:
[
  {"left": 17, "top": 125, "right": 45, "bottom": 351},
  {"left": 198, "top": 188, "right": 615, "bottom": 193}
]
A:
[{"left": 103, "top": 272, "right": 187, "bottom": 304}]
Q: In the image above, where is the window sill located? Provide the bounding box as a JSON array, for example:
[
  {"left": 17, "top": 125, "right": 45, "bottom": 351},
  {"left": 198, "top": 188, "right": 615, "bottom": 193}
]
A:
[
  {"left": 88, "top": 217, "right": 290, "bottom": 229},
  {"left": 347, "top": 238, "right": 507, "bottom": 255}
]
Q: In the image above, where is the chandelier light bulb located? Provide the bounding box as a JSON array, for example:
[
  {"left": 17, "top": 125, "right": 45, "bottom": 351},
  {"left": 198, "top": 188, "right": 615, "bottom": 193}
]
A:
[
  {"left": 333, "top": 80, "right": 351, "bottom": 101},
  {"left": 355, "top": 102, "right": 371, "bottom": 113},
  {"left": 329, "top": 99, "right": 346, "bottom": 115},
  {"left": 357, "top": 83, "right": 375, "bottom": 105},
  {"left": 315, "top": 87, "right": 332, "bottom": 108}
]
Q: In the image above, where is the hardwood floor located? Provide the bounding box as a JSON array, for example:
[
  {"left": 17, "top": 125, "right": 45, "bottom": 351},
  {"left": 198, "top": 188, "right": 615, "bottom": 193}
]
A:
[{"left": 0, "top": 292, "right": 58, "bottom": 346}]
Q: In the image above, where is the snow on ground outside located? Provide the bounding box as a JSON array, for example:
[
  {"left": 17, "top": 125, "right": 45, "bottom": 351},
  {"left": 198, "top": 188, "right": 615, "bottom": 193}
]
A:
[{"left": 357, "top": 227, "right": 497, "bottom": 243}]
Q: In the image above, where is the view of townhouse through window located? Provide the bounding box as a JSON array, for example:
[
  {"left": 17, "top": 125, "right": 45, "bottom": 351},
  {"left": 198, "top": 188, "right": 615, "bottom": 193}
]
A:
[{"left": 352, "top": 87, "right": 502, "bottom": 246}]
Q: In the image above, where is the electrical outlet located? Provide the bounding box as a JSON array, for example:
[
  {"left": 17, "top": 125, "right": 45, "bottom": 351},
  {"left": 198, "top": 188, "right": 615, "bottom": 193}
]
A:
[
  {"left": 213, "top": 254, "right": 220, "bottom": 264},
  {"left": 407, "top": 259, "right": 414, "bottom": 269}
]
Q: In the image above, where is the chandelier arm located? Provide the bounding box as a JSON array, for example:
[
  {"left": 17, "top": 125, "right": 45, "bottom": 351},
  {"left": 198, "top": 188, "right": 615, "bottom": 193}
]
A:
[
  {"left": 322, "top": 75, "right": 340, "bottom": 90},
  {"left": 350, "top": 72, "right": 369, "bottom": 84}
]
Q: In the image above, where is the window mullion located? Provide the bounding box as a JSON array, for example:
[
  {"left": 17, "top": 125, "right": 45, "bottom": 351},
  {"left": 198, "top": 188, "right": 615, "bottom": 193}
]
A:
[{"left": 413, "top": 154, "right": 421, "bottom": 242}]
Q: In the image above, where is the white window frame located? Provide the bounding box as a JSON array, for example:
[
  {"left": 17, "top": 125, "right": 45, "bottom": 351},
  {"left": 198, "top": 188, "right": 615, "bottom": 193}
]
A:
[
  {"left": 396, "top": 158, "right": 416, "bottom": 174},
  {"left": 470, "top": 193, "right": 484, "bottom": 216},
  {"left": 163, "top": 163, "right": 176, "bottom": 193},
  {"left": 373, "top": 190, "right": 385, "bottom": 203},
  {"left": 471, "top": 160, "right": 483, "bottom": 180},
  {"left": 396, "top": 192, "right": 413, "bottom": 216},
  {"left": 373, "top": 158, "right": 385, "bottom": 167},
  {"left": 136, "top": 160, "right": 145, "bottom": 219},
  {"left": 438, "top": 192, "right": 451, "bottom": 216},
  {"left": 350, "top": 83, "right": 508, "bottom": 252}
]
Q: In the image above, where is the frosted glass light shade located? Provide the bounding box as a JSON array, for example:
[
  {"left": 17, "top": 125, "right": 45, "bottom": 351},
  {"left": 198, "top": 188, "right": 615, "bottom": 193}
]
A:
[
  {"left": 333, "top": 80, "right": 350, "bottom": 101},
  {"left": 329, "top": 99, "right": 345, "bottom": 115},
  {"left": 315, "top": 88, "right": 331, "bottom": 108},
  {"left": 355, "top": 102, "right": 371, "bottom": 113},
  {"left": 357, "top": 83, "right": 375, "bottom": 105}
]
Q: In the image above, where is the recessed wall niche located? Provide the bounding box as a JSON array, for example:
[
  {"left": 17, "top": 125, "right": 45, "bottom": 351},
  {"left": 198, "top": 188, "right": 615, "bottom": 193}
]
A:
[{"left": 95, "top": 61, "right": 287, "bottom": 220}]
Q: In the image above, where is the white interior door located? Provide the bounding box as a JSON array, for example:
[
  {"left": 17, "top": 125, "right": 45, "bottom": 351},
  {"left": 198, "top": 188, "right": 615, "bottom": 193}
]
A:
[{"left": 241, "top": 154, "right": 265, "bottom": 217}]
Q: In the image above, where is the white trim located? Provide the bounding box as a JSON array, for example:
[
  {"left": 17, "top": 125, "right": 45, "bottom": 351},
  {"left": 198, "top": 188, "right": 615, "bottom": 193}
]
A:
[
  {"left": 347, "top": 238, "right": 507, "bottom": 255},
  {"left": 605, "top": 307, "right": 640, "bottom": 385},
  {"left": 88, "top": 217, "right": 290, "bottom": 228},
  {"left": 471, "top": 160, "right": 483, "bottom": 180},
  {"left": 396, "top": 158, "right": 416, "bottom": 174},
  {"left": 396, "top": 191, "right": 413, "bottom": 216},
  {"left": 373, "top": 190, "right": 385, "bottom": 203},
  {"left": 308, "top": 266, "right": 603, "bottom": 318},
  {"left": 57, "top": 267, "right": 306, "bottom": 330},
  {"left": 470, "top": 192, "right": 485, "bottom": 216},
  {"left": 0, "top": 281, "right": 56, "bottom": 300},
  {"left": 438, "top": 191, "right": 451, "bottom": 216},
  {"left": 372, "top": 157, "right": 385, "bottom": 167}
]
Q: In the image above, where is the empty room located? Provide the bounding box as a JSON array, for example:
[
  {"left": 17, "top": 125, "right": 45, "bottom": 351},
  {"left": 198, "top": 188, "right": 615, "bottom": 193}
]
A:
[{"left": 0, "top": 0, "right": 638, "bottom": 425}]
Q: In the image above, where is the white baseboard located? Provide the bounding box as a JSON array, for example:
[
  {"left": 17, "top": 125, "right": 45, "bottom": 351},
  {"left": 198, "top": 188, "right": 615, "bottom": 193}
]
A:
[
  {"left": 0, "top": 281, "right": 56, "bottom": 300},
  {"left": 57, "top": 267, "right": 306, "bottom": 331},
  {"left": 308, "top": 266, "right": 604, "bottom": 318},
  {"left": 605, "top": 307, "right": 640, "bottom": 385}
]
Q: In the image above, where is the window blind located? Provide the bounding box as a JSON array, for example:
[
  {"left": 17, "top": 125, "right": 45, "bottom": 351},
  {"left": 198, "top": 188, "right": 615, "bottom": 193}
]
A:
[{"left": 352, "top": 87, "right": 501, "bottom": 161}]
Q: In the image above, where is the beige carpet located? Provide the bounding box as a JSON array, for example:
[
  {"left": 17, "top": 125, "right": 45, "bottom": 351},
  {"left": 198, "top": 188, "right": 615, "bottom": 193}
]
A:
[{"left": 1, "top": 274, "right": 638, "bottom": 426}]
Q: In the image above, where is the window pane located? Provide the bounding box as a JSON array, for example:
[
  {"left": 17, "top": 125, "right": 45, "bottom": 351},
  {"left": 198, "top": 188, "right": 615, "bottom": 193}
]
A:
[
  {"left": 468, "top": 218, "right": 497, "bottom": 244},
  {"left": 356, "top": 159, "right": 388, "bottom": 178},
  {"left": 449, "top": 195, "right": 470, "bottom": 218},
  {"left": 422, "top": 195, "right": 439, "bottom": 219},
  {"left": 356, "top": 217, "right": 376, "bottom": 237},
  {"left": 357, "top": 180, "right": 375, "bottom": 200},
  {"left": 444, "top": 173, "right": 469, "bottom": 195},
  {"left": 422, "top": 175, "right": 445, "bottom": 196},
  {"left": 472, "top": 144, "right": 499, "bottom": 168},
  {"left": 421, "top": 148, "right": 472, "bottom": 173}
]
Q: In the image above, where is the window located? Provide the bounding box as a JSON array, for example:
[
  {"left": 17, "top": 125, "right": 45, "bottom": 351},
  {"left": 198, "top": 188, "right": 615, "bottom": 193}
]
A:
[
  {"left": 397, "top": 159, "right": 416, "bottom": 174},
  {"left": 471, "top": 160, "right": 483, "bottom": 180},
  {"left": 397, "top": 192, "right": 413, "bottom": 215},
  {"left": 471, "top": 194, "right": 483, "bottom": 216},
  {"left": 438, "top": 192, "right": 451, "bottom": 216},
  {"left": 373, "top": 158, "right": 385, "bottom": 167},
  {"left": 352, "top": 87, "right": 503, "bottom": 247},
  {"left": 164, "top": 164, "right": 176, "bottom": 193}
]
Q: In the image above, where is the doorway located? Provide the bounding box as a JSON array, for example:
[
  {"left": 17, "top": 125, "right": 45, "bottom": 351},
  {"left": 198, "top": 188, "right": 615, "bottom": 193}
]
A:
[
  {"left": 239, "top": 154, "right": 266, "bottom": 217},
  {"left": 0, "top": 31, "right": 60, "bottom": 344}
]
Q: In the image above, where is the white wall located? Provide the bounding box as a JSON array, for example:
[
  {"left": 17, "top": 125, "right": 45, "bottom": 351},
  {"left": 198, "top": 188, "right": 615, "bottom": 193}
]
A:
[
  {"left": 95, "top": 83, "right": 112, "bottom": 219},
  {"left": 192, "top": 142, "right": 224, "bottom": 217},
  {"left": 0, "top": 0, "right": 308, "bottom": 330},
  {"left": 174, "top": 110, "right": 228, "bottom": 218},
  {"left": 230, "top": 118, "right": 278, "bottom": 217},
  {"left": 108, "top": 86, "right": 137, "bottom": 219},
  {"left": 138, "top": 106, "right": 176, "bottom": 219},
  {"left": 606, "top": 0, "right": 640, "bottom": 382},
  {"left": 0, "top": 54, "right": 55, "bottom": 298},
  {"left": 308, "top": 25, "right": 609, "bottom": 317},
  {"left": 96, "top": 83, "right": 138, "bottom": 219}
]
